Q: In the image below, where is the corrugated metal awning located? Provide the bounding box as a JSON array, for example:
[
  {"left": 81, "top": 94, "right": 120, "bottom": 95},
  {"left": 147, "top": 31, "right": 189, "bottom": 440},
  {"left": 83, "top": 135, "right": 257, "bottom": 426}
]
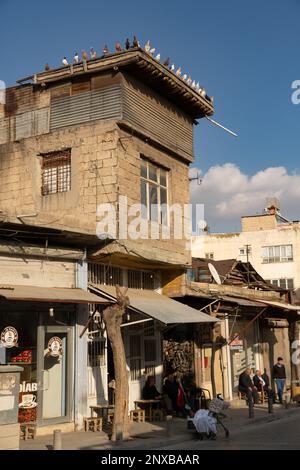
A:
[
  {"left": 89, "top": 284, "right": 217, "bottom": 325},
  {"left": 252, "top": 299, "right": 300, "bottom": 312},
  {"left": 0, "top": 285, "right": 110, "bottom": 304}
]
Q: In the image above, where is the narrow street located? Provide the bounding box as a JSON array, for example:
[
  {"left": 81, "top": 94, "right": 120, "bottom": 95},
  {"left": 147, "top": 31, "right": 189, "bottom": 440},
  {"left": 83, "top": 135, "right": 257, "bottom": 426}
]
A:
[{"left": 158, "top": 414, "right": 300, "bottom": 450}]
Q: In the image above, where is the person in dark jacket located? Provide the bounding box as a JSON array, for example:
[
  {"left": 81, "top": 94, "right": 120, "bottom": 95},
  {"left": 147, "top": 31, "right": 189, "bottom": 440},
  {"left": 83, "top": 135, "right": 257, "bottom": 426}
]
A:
[
  {"left": 238, "top": 368, "right": 259, "bottom": 404},
  {"left": 272, "top": 357, "right": 286, "bottom": 403},
  {"left": 142, "top": 376, "right": 161, "bottom": 400},
  {"left": 253, "top": 369, "right": 275, "bottom": 401},
  {"left": 162, "top": 373, "right": 180, "bottom": 412}
]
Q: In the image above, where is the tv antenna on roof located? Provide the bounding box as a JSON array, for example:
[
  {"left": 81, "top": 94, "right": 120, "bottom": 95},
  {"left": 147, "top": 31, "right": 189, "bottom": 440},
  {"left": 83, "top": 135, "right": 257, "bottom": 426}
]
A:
[
  {"left": 208, "top": 263, "right": 222, "bottom": 285},
  {"left": 189, "top": 171, "right": 202, "bottom": 185}
]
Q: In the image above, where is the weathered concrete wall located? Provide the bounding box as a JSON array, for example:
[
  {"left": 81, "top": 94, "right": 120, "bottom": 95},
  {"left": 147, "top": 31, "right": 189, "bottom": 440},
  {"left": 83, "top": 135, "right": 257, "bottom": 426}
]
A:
[{"left": 0, "top": 118, "right": 191, "bottom": 265}]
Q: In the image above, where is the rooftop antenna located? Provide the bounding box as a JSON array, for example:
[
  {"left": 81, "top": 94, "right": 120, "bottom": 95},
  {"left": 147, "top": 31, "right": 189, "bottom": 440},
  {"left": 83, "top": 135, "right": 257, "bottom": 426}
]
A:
[
  {"left": 205, "top": 116, "right": 237, "bottom": 137},
  {"left": 189, "top": 171, "right": 202, "bottom": 185},
  {"left": 208, "top": 262, "right": 222, "bottom": 285}
]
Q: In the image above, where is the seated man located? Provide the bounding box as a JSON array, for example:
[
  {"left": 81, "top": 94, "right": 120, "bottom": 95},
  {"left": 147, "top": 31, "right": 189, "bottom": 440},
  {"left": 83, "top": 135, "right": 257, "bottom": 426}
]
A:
[
  {"left": 142, "top": 375, "right": 161, "bottom": 400},
  {"left": 253, "top": 369, "right": 275, "bottom": 402},
  {"left": 238, "top": 368, "right": 259, "bottom": 404}
]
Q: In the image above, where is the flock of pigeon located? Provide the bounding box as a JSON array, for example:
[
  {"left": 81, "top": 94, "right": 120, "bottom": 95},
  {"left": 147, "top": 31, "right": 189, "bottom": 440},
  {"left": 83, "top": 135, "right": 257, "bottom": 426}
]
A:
[{"left": 44, "top": 37, "right": 210, "bottom": 100}]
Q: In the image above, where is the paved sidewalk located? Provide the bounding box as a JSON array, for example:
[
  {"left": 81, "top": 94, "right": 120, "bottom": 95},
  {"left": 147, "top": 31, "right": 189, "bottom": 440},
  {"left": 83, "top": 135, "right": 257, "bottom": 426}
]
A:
[{"left": 20, "top": 402, "right": 300, "bottom": 450}]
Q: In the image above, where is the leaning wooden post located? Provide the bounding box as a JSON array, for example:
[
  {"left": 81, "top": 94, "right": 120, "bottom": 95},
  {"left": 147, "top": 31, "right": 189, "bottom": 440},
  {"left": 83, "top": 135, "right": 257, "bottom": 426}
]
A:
[{"left": 102, "top": 285, "right": 130, "bottom": 441}]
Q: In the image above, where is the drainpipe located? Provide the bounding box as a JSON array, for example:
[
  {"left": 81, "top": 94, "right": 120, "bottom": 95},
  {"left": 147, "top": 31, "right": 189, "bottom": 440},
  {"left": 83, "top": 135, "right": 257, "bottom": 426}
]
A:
[
  {"left": 74, "top": 248, "right": 88, "bottom": 430},
  {"left": 224, "top": 318, "right": 233, "bottom": 401}
]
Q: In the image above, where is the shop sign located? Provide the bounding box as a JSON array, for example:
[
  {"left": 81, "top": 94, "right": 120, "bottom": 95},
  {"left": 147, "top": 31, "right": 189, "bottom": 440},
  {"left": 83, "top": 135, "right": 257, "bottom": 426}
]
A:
[
  {"left": 1, "top": 326, "right": 18, "bottom": 348},
  {"left": 47, "top": 336, "right": 63, "bottom": 357},
  {"left": 230, "top": 333, "right": 244, "bottom": 351}
]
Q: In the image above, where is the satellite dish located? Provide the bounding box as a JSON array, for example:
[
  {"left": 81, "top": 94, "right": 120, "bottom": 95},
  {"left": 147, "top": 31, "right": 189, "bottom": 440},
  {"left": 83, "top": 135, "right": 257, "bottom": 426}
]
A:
[{"left": 208, "top": 263, "right": 222, "bottom": 285}]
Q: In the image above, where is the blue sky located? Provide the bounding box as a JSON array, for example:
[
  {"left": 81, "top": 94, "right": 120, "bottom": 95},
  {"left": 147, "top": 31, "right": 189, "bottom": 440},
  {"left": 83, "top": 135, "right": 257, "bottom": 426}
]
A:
[{"left": 1, "top": 0, "right": 299, "bottom": 230}]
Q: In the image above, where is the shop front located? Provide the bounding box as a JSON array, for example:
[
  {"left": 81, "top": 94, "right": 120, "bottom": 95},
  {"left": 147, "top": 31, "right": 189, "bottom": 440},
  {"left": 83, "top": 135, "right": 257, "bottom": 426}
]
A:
[{"left": 0, "top": 285, "right": 109, "bottom": 428}]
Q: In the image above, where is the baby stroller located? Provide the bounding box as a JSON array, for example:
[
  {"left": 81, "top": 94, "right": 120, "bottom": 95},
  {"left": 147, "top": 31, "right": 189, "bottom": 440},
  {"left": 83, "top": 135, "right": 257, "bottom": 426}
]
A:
[{"left": 189, "top": 394, "right": 230, "bottom": 440}]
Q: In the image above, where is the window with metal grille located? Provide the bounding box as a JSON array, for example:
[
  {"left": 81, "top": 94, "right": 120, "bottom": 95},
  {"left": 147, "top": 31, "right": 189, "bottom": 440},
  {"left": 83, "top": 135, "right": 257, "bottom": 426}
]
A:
[
  {"left": 129, "top": 334, "right": 142, "bottom": 381},
  {"left": 128, "top": 269, "right": 155, "bottom": 289},
  {"left": 41, "top": 149, "right": 71, "bottom": 196},
  {"left": 87, "top": 319, "right": 106, "bottom": 367},
  {"left": 88, "top": 263, "right": 123, "bottom": 286}
]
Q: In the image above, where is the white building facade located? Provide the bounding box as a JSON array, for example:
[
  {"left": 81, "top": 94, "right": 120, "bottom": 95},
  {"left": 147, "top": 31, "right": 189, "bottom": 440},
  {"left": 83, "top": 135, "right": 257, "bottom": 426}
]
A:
[{"left": 192, "top": 212, "right": 300, "bottom": 302}]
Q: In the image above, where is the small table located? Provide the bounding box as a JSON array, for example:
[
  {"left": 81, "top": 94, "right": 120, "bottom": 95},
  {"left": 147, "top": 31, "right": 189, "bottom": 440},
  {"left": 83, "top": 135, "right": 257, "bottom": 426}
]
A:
[
  {"left": 90, "top": 404, "right": 115, "bottom": 419},
  {"left": 134, "top": 399, "right": 161, "bottom": 421}
]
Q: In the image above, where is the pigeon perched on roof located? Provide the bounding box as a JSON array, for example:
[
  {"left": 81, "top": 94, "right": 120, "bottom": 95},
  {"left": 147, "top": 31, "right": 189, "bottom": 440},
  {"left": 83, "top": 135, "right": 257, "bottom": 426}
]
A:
[
  {"left": 115, "top": 41, "right": 122, "bottom": 52},
  {"left": 90, "top": 48, "right": 97, "bottom": 59},
  {"left": 73, "top": 52, "right": 79, "bottom": 63},
  {"left": 175, "top": 66, "right": 181, "bottom": 76},
  {"left": 62, "top": 57, "right": 68, "bottom": 66},
  {"left": 200, "top": 88, "right": 207, "bottom": 98},
  {"left": 82, "top": 50, "right": 88, "bottom": 61},
  {"left": 187, "top": 76, "right": 192, "bottom": 85},
  {"left": 133, "top": 35, "right": 139, "bottom": 48},
  {"left": 182, "top": 74, "right": 187, "bottom": 81},
  {"left": 145, "top": 40, "right": 151, "bottom": 53},
  {"left": 103, "top": 45, "right": 109, "bottom": 55},
  {"left": 149, "top": 47, "right": 156, "bottom": 55},
  {"left": 170, "top": 64, "right": 175, "bottom": 72},
  {"left": 44, "top": 63, "right": 50, "bottom": 71},
  {"left": 155, "top": 53, "right": 161, "bottom": 61},
  {"left": 125, "top": 38, "right": 130, "bottom": 50},
  {"left": 163, "top": 57, "right": 170, "bottom": 67},
  {"left": 191, "top": 80, "right": 196, "bottom": 88}
]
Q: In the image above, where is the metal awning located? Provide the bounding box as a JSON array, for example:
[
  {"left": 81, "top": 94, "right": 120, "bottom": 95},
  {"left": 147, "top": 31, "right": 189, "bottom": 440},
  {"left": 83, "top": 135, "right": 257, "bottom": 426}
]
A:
[
  {"left": 252, "top": 299, "right": 300, "bottom": 312},
  {"left": 0, "top": 285, "right": 110, "bottom": 304},
  {"left": 89, "top": 284, "right": 217, "bottom": 325}
]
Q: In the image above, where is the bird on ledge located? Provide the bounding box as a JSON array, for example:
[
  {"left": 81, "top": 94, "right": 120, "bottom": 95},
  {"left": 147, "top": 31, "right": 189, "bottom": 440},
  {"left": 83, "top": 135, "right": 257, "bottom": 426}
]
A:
[
  {"left": 62, "top": 57, "right": 68, "bottom": 66},
  {"left": 132, "top": 35, "right": 139, "bottom": 48},
  {"left": 90, "top": 47, "right": 97, "bottom": 59},
  {"left": 115, "top": 41, "right": 122, "bottom": 52},
  {"left": 44, "top": 63, "right": 50, "bottom": 71},
  {"left": 82, "top": 50, "right": 88, "bottom": 61},
  {"left": 145, "top": 40, "right": 151, "bottom": 53},
  {"left": 125, "top": 38, "right": 130, "bottom": 50},
  {"left": 103, "top": 44, "right": 109, "bottom": 55},
  {"left": 163, "top": 57, "right": 170, "bottom": 67},
  {"left": 74, "top": 52, "right": 79, "bottom": 63}
]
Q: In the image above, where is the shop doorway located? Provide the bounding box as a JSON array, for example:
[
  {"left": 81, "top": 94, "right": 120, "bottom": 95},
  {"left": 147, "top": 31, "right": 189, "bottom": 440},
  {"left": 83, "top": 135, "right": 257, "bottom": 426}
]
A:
[{"left": 37, "top": 325, "right": 73, "bottom": 424}]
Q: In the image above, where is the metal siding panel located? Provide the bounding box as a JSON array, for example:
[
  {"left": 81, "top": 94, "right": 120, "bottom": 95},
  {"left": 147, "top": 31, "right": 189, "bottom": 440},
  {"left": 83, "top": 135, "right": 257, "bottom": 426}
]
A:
[
  {"left": 122, "top": 83, "right": 193, "bottom": 158},
  {"left": 0, "top": 118, "right": 9, "bottom": 144},
  {"left": 15, "top": 111, "right": 34, "bottom": 140},
  {"left": 50, "top": 85, "right": 122, "bottom": 130},
  {"left": 34, "top": 107, "right": 50, "bottom": 135}
]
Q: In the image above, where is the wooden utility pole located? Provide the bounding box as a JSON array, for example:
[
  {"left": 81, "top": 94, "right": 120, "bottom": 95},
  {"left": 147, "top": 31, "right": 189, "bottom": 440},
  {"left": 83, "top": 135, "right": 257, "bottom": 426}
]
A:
[{"left": 102, "top": 285, "right": 130, "bottom": 441}]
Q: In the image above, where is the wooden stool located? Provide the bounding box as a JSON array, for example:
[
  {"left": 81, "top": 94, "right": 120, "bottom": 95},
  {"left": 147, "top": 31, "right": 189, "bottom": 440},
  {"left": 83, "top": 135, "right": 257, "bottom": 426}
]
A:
[
  {"left": 152, "top": 409, "right": 165, "bottom": 422},
  {"left": 84, "top": 417, "right": 103, "bottom": 432},
  {"left": 130, "top": 409, "right": 145, "bottom": 423},
  {"left": 20, "top": 422, "right": 37, "bottom": 440}
]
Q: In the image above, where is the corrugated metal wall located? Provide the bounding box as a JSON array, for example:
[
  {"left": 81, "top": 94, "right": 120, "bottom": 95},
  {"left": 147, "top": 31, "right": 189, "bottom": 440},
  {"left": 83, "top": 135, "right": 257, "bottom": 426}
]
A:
[
  {"left": 50, "top": 85, "right": 122, "bottom": 130},
  {"left": 122, "top": 75, "right": 194, "bottom": 161},
  {"left": 0, "top": 108, "right": 50, "bottom": 143}
]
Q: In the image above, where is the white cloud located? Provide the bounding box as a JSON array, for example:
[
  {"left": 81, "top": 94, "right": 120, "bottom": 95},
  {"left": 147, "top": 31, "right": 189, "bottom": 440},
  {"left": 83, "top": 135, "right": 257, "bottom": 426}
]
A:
[{"left": 190, "top": 163, "right": 300, "bottom": 232}]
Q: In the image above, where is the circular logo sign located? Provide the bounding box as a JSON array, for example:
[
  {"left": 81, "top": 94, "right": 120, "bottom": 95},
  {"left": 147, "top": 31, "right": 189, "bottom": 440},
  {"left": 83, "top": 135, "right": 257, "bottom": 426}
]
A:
[
  {"left": 47, "top": 336, "right": 63, "bottom": 357},
  {"left": 1, "top": 326, "right": 18, "bottom": 348}
]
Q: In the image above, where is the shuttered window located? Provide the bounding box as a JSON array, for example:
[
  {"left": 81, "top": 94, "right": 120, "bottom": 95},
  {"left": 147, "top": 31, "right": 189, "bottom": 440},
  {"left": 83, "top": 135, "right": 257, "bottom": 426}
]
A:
[{"left": 41, "top": 150, "right": 71, "bottom": 196}]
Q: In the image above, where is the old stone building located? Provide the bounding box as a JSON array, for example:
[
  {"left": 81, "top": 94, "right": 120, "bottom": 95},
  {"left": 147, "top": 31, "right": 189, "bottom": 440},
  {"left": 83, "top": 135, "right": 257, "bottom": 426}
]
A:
[{"left": 0, "top": 47, "right": 215, "bottom": 429}]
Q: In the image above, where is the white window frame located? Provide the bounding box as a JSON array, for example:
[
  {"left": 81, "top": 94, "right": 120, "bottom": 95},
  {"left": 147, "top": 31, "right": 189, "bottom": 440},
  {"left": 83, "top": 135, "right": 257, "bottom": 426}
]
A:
[
  {"left": 261, "top": 245, "right": 293, "bottom": 263},
  {"left": 140, "top": 158, "right": 169, "bottom": 226}
]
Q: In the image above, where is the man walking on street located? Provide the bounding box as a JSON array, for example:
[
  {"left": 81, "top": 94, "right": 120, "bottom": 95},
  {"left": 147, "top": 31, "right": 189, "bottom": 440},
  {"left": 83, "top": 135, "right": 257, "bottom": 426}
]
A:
[{"left": 272, "top": 357, "right": 286, "bottom": 404}]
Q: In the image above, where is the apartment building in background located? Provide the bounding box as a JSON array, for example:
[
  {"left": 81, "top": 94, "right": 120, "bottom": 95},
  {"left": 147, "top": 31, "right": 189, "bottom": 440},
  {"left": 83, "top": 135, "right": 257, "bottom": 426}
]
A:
[{"left": 192, "top": 199, "right": 300, "bottom": 302}]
